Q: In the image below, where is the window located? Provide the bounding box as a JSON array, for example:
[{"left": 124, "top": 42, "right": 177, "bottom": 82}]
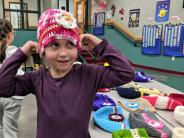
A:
[{"left": 3, "top": 0, "right": 40, "bottom": 30}]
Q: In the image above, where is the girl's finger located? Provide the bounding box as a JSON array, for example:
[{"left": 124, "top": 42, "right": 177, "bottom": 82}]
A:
[
  {"left": 30, "top": 41, "right": 39, "bottom": 53},
  {"left": 79, "top": 34, "right": 85, "bottom": 42},
  {"left": 39, "top": 47, "right": 45, "bottom": 58}
]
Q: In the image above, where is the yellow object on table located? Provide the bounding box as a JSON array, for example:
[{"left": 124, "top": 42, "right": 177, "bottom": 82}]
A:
[{"left": 104, "top": 62, "right": 110, "bottom": 67}]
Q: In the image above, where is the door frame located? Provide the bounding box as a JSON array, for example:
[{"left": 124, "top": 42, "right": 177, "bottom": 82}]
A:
[{"left": 74, "top": 0, "right": 85, "bottom": 33}]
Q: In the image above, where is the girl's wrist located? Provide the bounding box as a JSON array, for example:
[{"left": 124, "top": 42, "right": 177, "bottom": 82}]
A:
[
  {"left": 20, "top": 41, "right": 39, "bottom": 57},
  {"left": 20, "top": 47, "right": 31, "bottom": 57},
  {"left": 88, "top": 34, "right": 102, "bottom": 46}
]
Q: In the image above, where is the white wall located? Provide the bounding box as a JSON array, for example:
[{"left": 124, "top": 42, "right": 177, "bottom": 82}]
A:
[
  {"left": 59, "top": 0, "right": 66, "bottom": 9},
  {"left": 69, "top": 0, "right": 74, "bottom": 14},
  {"left": 0, "top": 0, "right": 3, "bottom": 18},
  {"left": 51, "top": 0, "right": 58, "bottom": 9},
  {"left": 40, "top": 0, "right": 44, "bottom": 12},
  {"left": 92, "top": 0, "right": 184, "bottom": 37},
  {"left": 43, "top": 0, "right": 52, "bottom": 11}
]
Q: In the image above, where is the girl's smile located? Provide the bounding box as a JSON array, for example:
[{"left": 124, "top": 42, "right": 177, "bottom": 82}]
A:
[{"left": 44, "top": 39, "right": 78, "bottom": 78}]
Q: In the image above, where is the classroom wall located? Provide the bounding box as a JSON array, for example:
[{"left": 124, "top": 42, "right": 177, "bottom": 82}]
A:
[
  {"left": 69, "top": 0, "right": 74, "bottom": 15},
  {"left": 13, "top": 30, "right": 37, "bottom": 47},
  {"left": 92, "top": 0, "right": 184, "bottom": 38},
  {"left": 90, "top": 1, "right": 184, "bottom": 73},
  {"left": 0, "top": 0, "right": 3, "bottom": 18},
  {"left": 1, "top": 0, "right": 183, "bottom": 72},
  {"left": 87, "top": 25, "right": 184, "bottom": 73},
  {"left": 58, "top": 0, "right": 66, "bottom": 9}
]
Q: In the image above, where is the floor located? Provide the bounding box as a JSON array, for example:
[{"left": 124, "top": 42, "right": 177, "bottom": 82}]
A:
[{"left": 17, "top": 95, "right": 37, "bottom": 138}]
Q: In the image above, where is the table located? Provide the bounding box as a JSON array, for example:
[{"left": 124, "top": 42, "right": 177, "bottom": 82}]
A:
[{"left": 89, "top": 80, "right": 183, "bottom": 138}]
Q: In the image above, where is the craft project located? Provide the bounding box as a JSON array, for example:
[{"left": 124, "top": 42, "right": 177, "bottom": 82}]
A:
[
  {"left": 93, "top": 105, "right": 130, "bottom": 133},
  {"left": 112, "top": 128, "right": 149, "bottom": 138},
  {"left": 93, "top": 93, "right": 116, "bottom": 111},
  {"left": 174, "top": 106, "right": 184, "bottom": 126},
  {"left": 172, "top": 127, "right": 184, "bottom": 138},
  {"left": 143, "top": 95, "right": 182, "bottom": 110},
  {"left": 169, "top": 93, "right": 184, "bottom": 105},
  {"left": 129, "top": 111, "right": 172, "bottom": 138},
  {"left": 118, "top": 98, "right": 156, "bottom": 112}
]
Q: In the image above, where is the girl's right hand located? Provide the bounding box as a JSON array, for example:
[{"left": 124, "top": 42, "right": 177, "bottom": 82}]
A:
[{"left": 20, "top": 41, "right": 39, "bottom": 57}]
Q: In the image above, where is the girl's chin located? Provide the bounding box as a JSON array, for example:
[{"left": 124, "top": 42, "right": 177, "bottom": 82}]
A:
[
  {"left": 55, "top": 62, "right": 69, "bottom": 67},
  {"left": 54, "top": 65, "right": 73, "bottom": 72}
]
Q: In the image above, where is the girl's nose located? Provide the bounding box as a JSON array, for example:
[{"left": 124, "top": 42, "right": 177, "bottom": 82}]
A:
[{"left": 58, "top": 47, "right": 68, "bottom": 57}]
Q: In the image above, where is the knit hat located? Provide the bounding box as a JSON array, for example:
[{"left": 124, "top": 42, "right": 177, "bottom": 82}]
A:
[
  {"left": 138, "top": 87, "right": 160, "bottom": 95},
  {"left": 92, "top": 93, "right": 116, "bottom": 111},
  {"left": 37, "top": 9, "right": 80, "bottom": 49},
  {"left": 112, "top": 128, "right": 149, "bottom": 138},
  {"left": 169, "top": 93, "right": 184, "bottom": 105},
  {"left": 93, "top": 105, "right": 130, "bottom": 133},
  {"left": 133, "top": 71, "right": 153, "bottom": 82},
  {"left": 129, "top": 111, "right": 172, "bottom": 138},
  {"left": 122, "top": 82, "right": 160, "bottom": 96},
  {"left": 124, "top": 81, "right": 143, "bottom": 89},
  {"left": 116, "top": 87, "right": 149, "bottom": 99},
  {"left": 143, "top": 95, "right": 182, "bottom": 110},
  {"left": 172, "top": 127, "right": 184, "bottom": 138},
  {"left": 174, "top": 106, "right": 184, "bottom": 126},
  {"left": 97, "top": 88, "right": 110, "bottom": 92},
  {"left": 118, "top": 98, "right": 156, "bottom": 112}
]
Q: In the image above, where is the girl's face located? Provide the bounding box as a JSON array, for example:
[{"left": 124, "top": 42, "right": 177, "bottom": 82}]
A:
[
  {"left": 6, "top": 31, "right": 14, "bottom": 45},
  {"left": 44, "top": 39, "right": 78, "bottom": 76}
]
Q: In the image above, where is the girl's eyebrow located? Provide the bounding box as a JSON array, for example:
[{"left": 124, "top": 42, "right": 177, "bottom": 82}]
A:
[{"left": 47, "top": 41, "right": 58, "bottom": 46}]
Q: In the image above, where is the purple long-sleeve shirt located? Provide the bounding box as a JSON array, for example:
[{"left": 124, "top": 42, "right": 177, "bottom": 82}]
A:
[{"left": 0, "top": 39, "right": 134, "bottom": 138}]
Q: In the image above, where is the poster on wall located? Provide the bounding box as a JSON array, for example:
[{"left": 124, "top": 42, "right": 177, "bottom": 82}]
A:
[
  {"left": 98, "top": 0, "right": 107, "bottom": 9},
  {"left": 128, "top": 9, "right": 140, "bottom": 28},
  {"left": 119, "top": 8, "right": 124, "bottom": 20},
  {"left": 155, "top": 0, "right": 170, "bottom": 22},
  {"left": 111, "top": 4, "right": 116, "bottom": 16},
  {"left": 106, "top": 11, "right": 112, "bottom": 19}
]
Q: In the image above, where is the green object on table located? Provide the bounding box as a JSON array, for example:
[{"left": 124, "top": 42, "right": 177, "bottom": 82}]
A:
[{"left": 112, "top": 128, "right": 149, "bottom": 138}]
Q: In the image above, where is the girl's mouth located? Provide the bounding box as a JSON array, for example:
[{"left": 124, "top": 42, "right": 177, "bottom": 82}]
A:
[{"left": 57, "top": 60, "right": 69, "bottom": 63}]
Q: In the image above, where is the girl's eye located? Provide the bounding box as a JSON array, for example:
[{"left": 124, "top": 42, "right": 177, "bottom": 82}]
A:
[
  {"left": 67, "top": 41, "right": 75, "bottom": 48},
  {"left": 51, "top": 43, "right": 60, "bottom": 48}
]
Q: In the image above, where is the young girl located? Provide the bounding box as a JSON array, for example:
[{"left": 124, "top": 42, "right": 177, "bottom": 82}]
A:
[
  {"left": 0, "top": 19, "right": 24, "bottom": 138},
  {"left": 0, "top": 9, "right": 134, "bottom": 138}
]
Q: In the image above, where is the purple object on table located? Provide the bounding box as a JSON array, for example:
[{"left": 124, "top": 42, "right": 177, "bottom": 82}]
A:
[
  {"left": 93, "top": 94, "right": 116, "bottom": 111},
  {"left": 133, "top": 71, "right": 153, "bottom": 82}
]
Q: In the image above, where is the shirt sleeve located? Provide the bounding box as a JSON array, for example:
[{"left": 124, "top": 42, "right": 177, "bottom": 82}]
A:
[
  {"left": 5, "top": 46, "right": 18, "bottom": 59},
  {"left": 0, "top": 49, "right": 36, "bottom": 97},
  {"left": 84, "top": 39, "right": 135, "bottom": 89},
  {"left": 5, "top": 46, "right": 25, "bottom": 75}
]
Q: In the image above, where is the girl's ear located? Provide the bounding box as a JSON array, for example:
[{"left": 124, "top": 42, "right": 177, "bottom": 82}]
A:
[
  {"left": 6, "top": 32, "right": 13, "bottom": 39},
  {"left": 39, "top": 47, "right": 45, "bottom": 58},
  {"left": 6, "top": 32, "right": 14, "bottom": 44}
]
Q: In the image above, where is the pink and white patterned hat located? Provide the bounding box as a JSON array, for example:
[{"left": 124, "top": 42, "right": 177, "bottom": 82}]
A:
[{"left": 37, "top": 9, "right": 80, "bottom": 49}]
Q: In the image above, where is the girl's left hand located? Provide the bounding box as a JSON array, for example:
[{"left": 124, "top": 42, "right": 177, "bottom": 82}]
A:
[{"left": 80, "top": 34, "right": 102, "bottom": 50}]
